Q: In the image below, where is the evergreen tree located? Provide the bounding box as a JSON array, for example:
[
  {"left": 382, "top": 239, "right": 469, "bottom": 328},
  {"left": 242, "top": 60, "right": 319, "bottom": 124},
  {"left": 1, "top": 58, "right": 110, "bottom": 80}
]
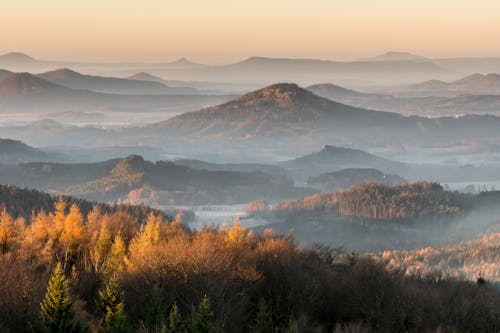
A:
[
  {"left": 190, "top": 295, "right": 216, "bottom": 333},
  {"left": 39, "top": 262, "right": 84, "bottom": 333},
  {"left": 145, "top": 284, "right": 166, "bottom": 332},
  {"left": 168, "top": 302, "right": 186, "bottom": 333},
  {"left": 98, "top": 275, "right": 129, "bottom": 333},
  {"left": 253, "top": 299, "right": 273, "bottom": 333}
]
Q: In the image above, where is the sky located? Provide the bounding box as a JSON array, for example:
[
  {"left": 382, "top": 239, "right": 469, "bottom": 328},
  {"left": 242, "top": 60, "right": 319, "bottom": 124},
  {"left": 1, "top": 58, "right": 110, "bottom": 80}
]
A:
[{"left": 2, "top": 0, "right": 500, "bottom": 63}]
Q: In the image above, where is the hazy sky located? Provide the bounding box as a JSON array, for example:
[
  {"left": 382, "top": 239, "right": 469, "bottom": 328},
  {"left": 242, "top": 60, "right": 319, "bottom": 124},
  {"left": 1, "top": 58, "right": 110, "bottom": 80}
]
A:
[{"left": 2, "top": 0, "right": 500, "bottom": 63}]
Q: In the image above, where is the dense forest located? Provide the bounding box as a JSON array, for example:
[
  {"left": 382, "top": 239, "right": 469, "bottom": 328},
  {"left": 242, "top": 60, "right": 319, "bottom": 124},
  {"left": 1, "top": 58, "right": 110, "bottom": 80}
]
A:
[
  {"left": 0, "top": 184, "right": 170, "bottom": 222},
  {"left": 382, "top": 231, "right": 500, "bottom": 281},
  {"left": 247, "top": 182, "right": 476, "bottom": 221},
  {"left": 3, "top": 187, "right": 500, "bottom": 332}
]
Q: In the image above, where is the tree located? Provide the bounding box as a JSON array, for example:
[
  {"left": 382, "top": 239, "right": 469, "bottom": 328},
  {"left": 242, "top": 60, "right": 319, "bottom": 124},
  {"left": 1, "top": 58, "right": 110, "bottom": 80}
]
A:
[
  {"left": 39, "top": 262, "right": 84, "bottom": 333},
  {"left": 169, "top": 302, "right": 186, "bottom": 333},
  {"left": 190, "top": 295, "right": 216, "bottom": 333},
  {"left": 252, "top": 299, "right": 273, "bottom": 333},
  {"left": 98, "top": 275, "right": 129, "bottom": 333}
]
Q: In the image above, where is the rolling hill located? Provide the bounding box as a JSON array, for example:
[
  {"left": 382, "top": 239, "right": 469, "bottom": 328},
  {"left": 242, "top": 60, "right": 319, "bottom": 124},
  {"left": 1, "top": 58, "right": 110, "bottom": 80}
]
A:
[
  {"left": 0, "top": 71, "right": 233, "bottom": 115},
  {"left": 308, "top": 82, "right": 500, "bottom": 117},
  {"left": 393, "top": 73, "right": 500, "bottom": 97},
  {"left": 0, "top": 155, "right": 314, "bottom": 205},
  {"left": 307, "top": 168, "right": 406, "bottom": 192},
  {"left": 0, "top": 138, "right": 59, "bottom": 164},
  {"left": 281, "top": 145, "right": 408, "bottom": 179},
  {"left": 37, "top": 68, "right": 171, "bottom": 94}
]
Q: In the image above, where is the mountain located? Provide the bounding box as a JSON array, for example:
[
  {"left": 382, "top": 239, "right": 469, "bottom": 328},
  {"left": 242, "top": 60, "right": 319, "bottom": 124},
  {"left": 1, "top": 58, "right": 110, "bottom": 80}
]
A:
[
  {"left": 0, "top": 52, "right": 38, "bottom": 65},
  {"left": 163, "top": 57, "right": 205, "bottom": 69},
  {"left": 151, "top": 83, "right": 405, "bottom": 138},
  {"left": 281, "top": 145, "right": 407, "bottom": 180},
  {"left": 0, "top": 138, "right": 57, "bottom": 164},
  {"left": 37, "top": 68, "right": 172, "bottom": 94},
  {"left": 126, "top": 72, "right": 166, "bottom": 83},
  {"left": 359, "top": 51, "right": 430, "bottom": 62},
  {"left": 392, "top": 73, "right": 500, "bottom": 97},
  {"left": 0, "top": 155, "right": 314, "bottom": 205},
  {"left": 307, "top": 168, "right": 406, "bottom": 192},
  {"left": 150, "top": 55, "right": 451, "bottom": 87},
  {"left": 0, "top": 72, "right": 69, "bottom": 95}
]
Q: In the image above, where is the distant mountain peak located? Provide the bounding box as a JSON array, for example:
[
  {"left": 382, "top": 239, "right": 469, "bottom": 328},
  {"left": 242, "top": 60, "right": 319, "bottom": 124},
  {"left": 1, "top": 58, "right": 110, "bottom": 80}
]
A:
[
  {"left": 40, "top": 68, "right": 82, "bottom": 79},
  {"left": 0, "top": 52, "right": 37, "bottom": 62},
  {"left": 167, "top": 57, "right": 203, "bottom": 67},
  {"left": 361, "top": 51, "right": 429, "bottom": 62},
  {"left": 230, "top": 83, "right": 318, "bottom": 108},
  {"left": 127, "top": 72, "right": 164, "bottom": 82}
]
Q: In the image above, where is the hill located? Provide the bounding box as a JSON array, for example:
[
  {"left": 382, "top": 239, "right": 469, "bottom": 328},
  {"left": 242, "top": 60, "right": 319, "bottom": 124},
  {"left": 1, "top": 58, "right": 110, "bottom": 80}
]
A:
[
  {"left": 174, "top": 158, "right": 288, "bottom": 177},
  {"left": 126, "top": 72, "right": 201, "bottom": 94},
  {"left": 37, "top": 68, "right": 172, "bottom": 94},
  {"left": 0, "top": 138, "right": 57, "bottom": 164},
  {"left": 0, "top": 72, "right": 69, "bottom": 95},
  {"left": 382, "top": 232, "right": 500, "bottom": 282},
  {"left": 308, "top": 81, "right": 500, "bottom": 117},
  {"left": 0, "top": 183, "right": 167, "bottom": 222},
  {"left": 251, "top": 183, "right": 500, "bottom": 251},
  {"left": 281, "top": 145, "right": 407, "bottom": 179},
  {"left": 393, "top": 73, "right": 500, "bottom": 97},
  {"left": 307, "top": 168, "right": 406, "bottom": 192},
  {"left": 0, "top": 71, "right": 233, "bottom": 115},
  {"left": 0, "top": 155, "right": 314, "bottom": 205},
  {"left": 152, "top": 83, "right": 405, "bottom": 138}
]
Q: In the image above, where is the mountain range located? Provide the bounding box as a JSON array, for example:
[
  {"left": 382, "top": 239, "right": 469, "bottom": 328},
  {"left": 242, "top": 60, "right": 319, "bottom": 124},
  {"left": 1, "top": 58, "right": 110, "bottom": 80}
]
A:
[{"left": 0, "top": 71, "right": 233, "bottom": 115}]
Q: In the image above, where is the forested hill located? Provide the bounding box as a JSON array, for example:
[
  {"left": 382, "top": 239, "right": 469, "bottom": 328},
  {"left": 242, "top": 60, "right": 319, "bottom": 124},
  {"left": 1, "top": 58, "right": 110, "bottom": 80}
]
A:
[
  {"left": 246, "top": 182, "right": 495, "bottom": 221},
  {"left": 0, "top": 184, "right": 166, "bottom": 223}
]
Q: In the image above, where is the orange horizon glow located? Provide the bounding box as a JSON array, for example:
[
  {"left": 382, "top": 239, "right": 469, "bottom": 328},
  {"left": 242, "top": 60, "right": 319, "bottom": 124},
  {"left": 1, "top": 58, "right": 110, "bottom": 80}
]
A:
[{"left": 2, "top": 0, "right": 500, "bottom": 63}]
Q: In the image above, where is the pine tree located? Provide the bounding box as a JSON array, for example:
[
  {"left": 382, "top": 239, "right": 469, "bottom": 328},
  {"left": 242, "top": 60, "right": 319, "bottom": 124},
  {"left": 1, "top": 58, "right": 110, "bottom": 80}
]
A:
[
  {"left": 98, "top": 275, "right": 129, "bottom": 333},
  {"left": 253, "top": 299, "right": 273, "bottom": 333},
  {"left": 145, "top": 284, "right": 166, "bottom": 332},
  {"left": 190, "top": 295, "right": 216, "bottom": 333},
  {"left": 168, "top": 302, "right": 186, "bottom": 333},
  {"left": 39, "top": 262, "right": 84, "bottom": 333}
]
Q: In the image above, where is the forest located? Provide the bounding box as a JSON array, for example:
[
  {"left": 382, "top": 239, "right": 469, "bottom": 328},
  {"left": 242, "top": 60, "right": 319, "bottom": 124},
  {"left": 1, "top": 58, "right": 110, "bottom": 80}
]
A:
[
  {"left": 2, "top": 185, "right": 500, "bottom": 332},
  {"left": 246, "top": 182, "right": 479, "bottom": 221}
]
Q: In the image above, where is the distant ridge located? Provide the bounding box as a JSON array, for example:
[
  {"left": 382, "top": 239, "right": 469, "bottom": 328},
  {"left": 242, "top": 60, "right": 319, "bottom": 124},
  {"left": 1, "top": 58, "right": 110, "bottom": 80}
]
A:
[
  {"left": 0, "top": 72, "right": 68, "bottom": 95},
  {"left": 394, "top": 72, "right": 500, "bottom": 97},
  {"left": 0, "top": 138, "right": 54, "bottom": 164},
  {"left": 38, "top": 68, "right": 170, "bottom": 94},
  {"left": 360, "top": 51, "right": 430, "bottom": 62}
]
